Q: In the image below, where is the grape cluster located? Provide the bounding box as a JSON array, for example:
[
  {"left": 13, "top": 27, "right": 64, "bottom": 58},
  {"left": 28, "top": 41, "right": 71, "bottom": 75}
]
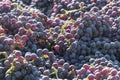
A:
[
  {"left": 0, "top": 0, "right": 120, "bottom": 80},
  {"left": 76, "top": 57, "right": 120, "bottom": 80}
]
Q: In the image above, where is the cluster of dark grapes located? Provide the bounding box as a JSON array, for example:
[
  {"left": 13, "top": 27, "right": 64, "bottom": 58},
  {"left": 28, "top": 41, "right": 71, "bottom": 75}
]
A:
[
  {"left": 0, "top": 0, "right": 120, "bottom": 80},
  {"left": 76, "top": 57, "right": 120, "bottom": 80},
  {"left": 10, "top": 0, "right": 54, "bottom": 17}
]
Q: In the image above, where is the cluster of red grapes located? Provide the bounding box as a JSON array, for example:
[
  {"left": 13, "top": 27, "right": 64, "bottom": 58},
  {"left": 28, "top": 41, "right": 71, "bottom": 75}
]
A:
[{"left": 0, "top": 0, "right": 120, "bottom": 80}]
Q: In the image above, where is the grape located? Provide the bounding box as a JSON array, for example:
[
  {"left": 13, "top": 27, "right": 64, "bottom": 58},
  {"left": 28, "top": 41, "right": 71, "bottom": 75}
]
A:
[
  {"left": 31, "top": 53, "right": 38, "bottom": 60},
  {"left": 86, "top": 27, "right": 93, "bottom": 38},
  {"left": 43, "top": 69, "right": 50, "bottom": 76},
  {"left": 110, "top": 69, "right": 118, "bottom": 76},
  {"left": 13, "top": 50, "right": 22, "bottom": 58},
  {"left": 78, "top": 55, "right": 84, "bottom": 60},
  {"left": 36, "top": 49, "right": 42, "bottom": 56},
  {"left": 87, "top": 74, "right": 95, "bottom": 80},
  {"left": 89, "top": 67, "right": 95, "bottom": 73},
  {"left": 34, "top": 57, "right": 45, "bottom": 67},
  {"left": 33, "top": 71, "right": 41, "bottom": 77},
  {"left": 23, "top": 74, "right": 34, "bottom": 80},
  {"left": 83, "top": 64, "right": 90, "bottom": 70},
  {"left": 58, "top": 59, "right": 65, "bottom": 65},
  {"left": 42, "top": 76, "right": 50, "bottom": 80},
  {"left": 14, "top": 71, "right": 22, "bottom": 78},
  {"left": 0, "top": 73, "right": 4, "bottom": 79},
  {"left": 104, "top": 43, "right": 110, "bottom": 49},
  {"left": 25, "top": 52, "right": 32, "bottom": 61},
  {"left": 0, "top": 44, "right": 3, "bottom": 50},
  {"left": 63, "top": 62, "right": 70, "bottom": 70},
  {"left": 21, "top": 69, "right": 27, "bottom": 76},
  {"left": 29, "top": 74, "right": 35, "bottom": 80},
  {"left": 52, "top": 62, "right": 58, "bottom": 69},
  {"left": 45, "top": 62, "right": 51, "bottom": 69},
  {"left": 14, "top": 61, "right": 21, "bottom": 70},
  {"left": 39, "top": 67, "right": 45, "bottom": 73},
  {"left": 4, "top": 60, "right": 11, "bottom": 67},
  {"left": 5, "top": 74, "right": 12, "bottom": 80},
  {"left": 54, "top": 45, "right": 60, "bottom": 52}
]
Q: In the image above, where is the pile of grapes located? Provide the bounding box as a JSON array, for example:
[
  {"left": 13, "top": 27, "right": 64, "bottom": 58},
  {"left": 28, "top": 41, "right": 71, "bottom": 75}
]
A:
[{"left": 0, "top": 0, "right": 120, "bottom": 80}]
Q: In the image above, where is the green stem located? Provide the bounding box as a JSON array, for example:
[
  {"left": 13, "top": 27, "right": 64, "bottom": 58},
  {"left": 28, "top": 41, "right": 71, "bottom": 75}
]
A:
[{"left": 0, "top": 58, "right": 7, "bottom": 62}]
